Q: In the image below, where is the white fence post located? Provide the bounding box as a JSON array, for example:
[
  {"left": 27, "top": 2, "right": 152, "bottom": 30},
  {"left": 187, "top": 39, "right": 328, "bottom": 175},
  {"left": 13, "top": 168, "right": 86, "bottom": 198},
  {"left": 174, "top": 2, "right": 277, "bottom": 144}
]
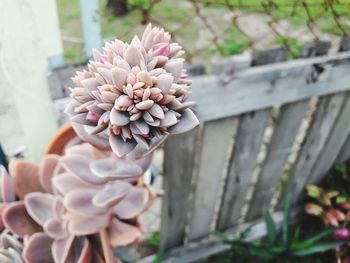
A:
[{"left": 80, "top": 0, "right": 102, "bottom": 58}]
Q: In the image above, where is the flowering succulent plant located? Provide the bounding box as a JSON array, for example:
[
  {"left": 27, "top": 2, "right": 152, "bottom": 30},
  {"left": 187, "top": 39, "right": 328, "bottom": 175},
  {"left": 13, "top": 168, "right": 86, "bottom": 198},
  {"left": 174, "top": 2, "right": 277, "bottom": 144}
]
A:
[
  {"left": 0, "top": 141, "right": 156, "bottom": 263},
  {"left": 65, "top": 24, "right": 199, "bottom": 159}
]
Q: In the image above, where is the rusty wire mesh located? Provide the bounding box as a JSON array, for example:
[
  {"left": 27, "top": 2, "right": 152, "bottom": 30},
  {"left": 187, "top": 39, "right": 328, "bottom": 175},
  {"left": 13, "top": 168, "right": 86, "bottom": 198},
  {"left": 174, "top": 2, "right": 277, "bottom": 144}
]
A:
[{"left": 58, "top": 0, "right": 350, "bottom": 64}]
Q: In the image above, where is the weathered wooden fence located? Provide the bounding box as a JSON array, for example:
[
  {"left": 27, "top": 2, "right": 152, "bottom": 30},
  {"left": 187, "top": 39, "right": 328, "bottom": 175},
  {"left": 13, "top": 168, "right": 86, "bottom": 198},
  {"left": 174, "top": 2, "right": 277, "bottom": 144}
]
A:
[{"left": 135, "top": 39, "right": 350, "bottom": 262}]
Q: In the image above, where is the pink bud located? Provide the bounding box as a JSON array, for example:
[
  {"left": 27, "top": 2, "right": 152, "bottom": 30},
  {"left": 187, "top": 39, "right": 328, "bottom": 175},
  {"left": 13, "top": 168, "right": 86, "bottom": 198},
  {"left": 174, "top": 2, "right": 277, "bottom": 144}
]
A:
[
  {"left": 152, "top": 43, "right": 170, "bottom": 56},
  {"left": 334, "top": 228, "right": 350, "bottom": 240},
  {"left": 86, "top": 112, "right": 100, "bottom": 122}
]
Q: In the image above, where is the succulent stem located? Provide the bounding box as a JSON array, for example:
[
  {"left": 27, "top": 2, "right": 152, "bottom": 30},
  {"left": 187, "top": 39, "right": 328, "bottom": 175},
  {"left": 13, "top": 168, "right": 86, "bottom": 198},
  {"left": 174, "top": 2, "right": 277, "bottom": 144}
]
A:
[{"left": 100, "top": 228, "right": 113, "bottom": 263}]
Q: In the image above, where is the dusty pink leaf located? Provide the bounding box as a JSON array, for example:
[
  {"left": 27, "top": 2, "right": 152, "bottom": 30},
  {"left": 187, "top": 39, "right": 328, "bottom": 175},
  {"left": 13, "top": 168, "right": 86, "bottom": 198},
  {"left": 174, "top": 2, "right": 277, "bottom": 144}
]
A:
[
  {"left": 167, "top": 109, "right": 199, "bottom": 134},
  {"left": 9, "top": 159, "right": 44, "bottom": 199},
  {"left": 109, "top": 218, "right": 141, "bottom": 247},
  {"left": 68, "top": 212, "right": 109, "bottom": 235},
  {"left": 23, "top": 232, "right": 54, "bottom": 263},
  {"left": 64, "top": 189, "right": 107, "bottom": 216},
  {"left": 52, "top": 172, "right": 99, "bottom": 195},
  {"left": 3, "top": 201, "right": 42, "bottom": 237},
  {"left": 113, "top": 187, "right": 148, "bottom": 219},
  {"left": 39, "top": 154, "right": 60, "bottom": 193},
  {"left": 52, "top": 235, "right": 75, "bottom": 263},
  {"left": 92, "top": 181, "right": 131, "bottom": 207},
  {"left": 60, "top": 154, "right": 108, "bottom": 185},
  {"left": 24, "top": 193, "right": 58, "bottom": 226}
]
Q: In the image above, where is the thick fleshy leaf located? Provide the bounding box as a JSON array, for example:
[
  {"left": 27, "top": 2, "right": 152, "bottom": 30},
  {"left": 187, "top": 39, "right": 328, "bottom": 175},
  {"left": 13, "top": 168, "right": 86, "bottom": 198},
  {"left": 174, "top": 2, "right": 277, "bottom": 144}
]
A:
[
  {"left": 128, "top": 135, "right": 167, "bottom": 160},
  {"left": 167, "top": 109, "right": 199, "bottom": 134},
  {"left": 24, "top": 193, "right": 58, "bottom": 226},
  {"left": 160, "top": 110, "right": 177, "bottom": 128},
  {"left": 90, "top": 157, "right": 143, "bottom": 180},
  {"left": 148, "top": 104, "right": 164, "bottom": 119},
  {"left": 23, "top": 232, "right": 54, "bottom": 263},
  {"left": 157, "top": 74, "right": 173, "bottom": 94},
  {"left": 52, "top": 235, "right": 75, "bottom": 263},
  {"left": 125, "top": 44, "right": 143, "bottom": 67},
  {"left": 60, "top": 154, "right": 108, "bottom": 185},
  {"left": 133, "top": 153, "right": 153, "bottom": 171},
  {"left": 9, "top": 159, "right": 44, "bottom": 199},
  {"left": 92, "top": 182, "right": 131, "bottom": 207},
  {"left": 66, "top": 237, "right": 91, "bottom": 263},
  {"left": 0, "top": 233, "right": 22, "bottom": 251},
  {"left": 110, "top": 109, "right": 130, "bottom": 126},
  {"left": 68, "top": 212, "right": 109, "bottom": 235},
  {"left": 64, "top": 189, "right": 107, "bottom": 216},
  {"left": 39, "top": 154, "right": 60, "bottom": 193},
  {"left": 0, "top": 166, "right": 16, "bottom": 202},
  {"left": 109, "top": 218, "right": 141, "bottom": 247},
  {"left": 133, "top": 134, "right": 150, "bottom": 149},
  {"left": 52, "top": 172, "right": 98, "bottom": 195},
  {"left": 3, "top": 201, "right": 42, "bottom": 237},
  {"left": 109, "top": 135, "right": 137, "bottom": 158},
  {"left": 113, "top": 188, "right": 148, "bottom": 219},
  {"left": 71, "top": 122, "right": 110, "bottom": 150},
  {"left": 164, "top": 59, "right": 183, "bottom": 79},
  {"left": 44, "top": 218, "right": 67, "bottom": 240},
  {"left": 112, "top": 67, "right": 128, "bottom": 88}
]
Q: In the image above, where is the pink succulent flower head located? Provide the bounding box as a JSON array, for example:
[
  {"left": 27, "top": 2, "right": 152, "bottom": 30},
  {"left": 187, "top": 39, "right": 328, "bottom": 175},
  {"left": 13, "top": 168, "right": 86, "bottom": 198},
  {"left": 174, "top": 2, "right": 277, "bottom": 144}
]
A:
[{"left": 65, "top": 24, "right": 199, "bottom": 159}]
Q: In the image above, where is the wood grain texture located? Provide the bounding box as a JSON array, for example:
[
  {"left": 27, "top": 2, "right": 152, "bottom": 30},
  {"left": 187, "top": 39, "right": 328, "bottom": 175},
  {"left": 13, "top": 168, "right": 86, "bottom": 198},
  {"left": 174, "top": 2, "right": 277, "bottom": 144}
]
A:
[
  {"left": 190, "top": 52, "right": 350, "bottom": 122},
  {"left": 281, "top": 93, "right": 346, "bottom": 205},
  {"left": 160, "top": 128, "right": 199, "bottom": 250},
  {"left": 307, "top": 92, "right": 350, "bottom": 185},
  {"left": 217, "top": 109, "right": 271, "bottom": 231},
  {"left": 246, "top": 100, "right": 309, "bottom": 221},
  {"left": 187, "top": 117, "right": 238, "bottom": 241},
  {"left": 336, "top": 133, "right": 350, "bottom": 164}
]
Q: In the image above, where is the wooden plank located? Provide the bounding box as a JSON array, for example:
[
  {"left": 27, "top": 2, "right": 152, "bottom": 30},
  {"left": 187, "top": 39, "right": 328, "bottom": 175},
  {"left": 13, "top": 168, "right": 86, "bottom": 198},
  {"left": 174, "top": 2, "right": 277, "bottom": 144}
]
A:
[
  {"left": 252, "top": 47, "right": 288, "bottom": 66},
  {"left": 245, "top": 100, "right": 309, "bottom": 221},
  {"left": 307, "top": 92, "right": 350, "bottom": 185},
  {"left": 187, "top": 117, "right": 238, "bottom": 241},
  {"left": 190, "top": 52, "right": 350, "bottom": 122},
  {"left": 217, "top": 109, "right": 271, "bottom": 231},
  {"left": 336, "top": 133, "right": 350, "bottom": 164},
  {"left": 339, "top": 36, "right": 350, "bottom": 52},
  {"left": 281, "top": 93, "right": 346, "bottom": 205},
  {"left": 160, "top": 128, "right": 199, "bottom": 250},
  {"left": 138, "top": 209, "right": 300, "bottom": 263},
  {"left": 300, "top": 41, "right": 331, "bottom": 58}
]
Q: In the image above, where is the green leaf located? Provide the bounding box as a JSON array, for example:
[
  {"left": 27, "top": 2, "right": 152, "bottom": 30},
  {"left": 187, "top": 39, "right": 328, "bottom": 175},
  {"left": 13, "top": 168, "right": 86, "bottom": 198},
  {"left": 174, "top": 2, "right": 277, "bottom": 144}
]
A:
[
  {"left": 291, "top": 241, "right": 345, "bottom": 256},
  {"left": 303, "top": 227, "right": 337, "bottom": 244},
  {"left": 264, "top": 211, "right": 276, "bottom": 244},
  {"left": 214, "top": 231, "right": 231, "bottom": 243},
  {"left": 306, "top": 185, "right": 322, "bottom": 199},
  {"left": 283, "top": 192, "right": 291, "bottom": 245}
]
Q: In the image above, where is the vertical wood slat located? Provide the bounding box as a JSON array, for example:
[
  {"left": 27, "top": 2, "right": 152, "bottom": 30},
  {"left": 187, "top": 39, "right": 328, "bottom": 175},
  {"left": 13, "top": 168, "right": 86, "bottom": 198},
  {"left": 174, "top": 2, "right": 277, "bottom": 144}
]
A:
[
  {"left": 160, "top": 128, "right": 199, "bottom": 250},
  {"left": 336, "top": 133, "right": 350, "bottom": 164},
  {"left": 281, "top": 93, "right": 346, "bottom": 205},
  {"left": 307, "top": 92, "right": 350, "bottom": 185},
  {"left": 187, "top": 117, "right": 238, "bottom": 241},
  {"left": 245, "top": 100, "right": 309, "bottom": 221},
  {"left": 217, "top": 109, "right": 271, "bottom": 231}
]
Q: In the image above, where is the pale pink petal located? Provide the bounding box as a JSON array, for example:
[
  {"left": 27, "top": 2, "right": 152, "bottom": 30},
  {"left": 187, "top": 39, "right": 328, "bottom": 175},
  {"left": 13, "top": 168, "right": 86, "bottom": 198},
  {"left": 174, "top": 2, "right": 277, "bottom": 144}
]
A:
[
  {"left": 167, "top": 109, "right": 199, "bottom": 134},
  {"left": 64, "top": 189, "right": 107, "bottom": 216},
  {"left": 90, "top": 157, "right": 143, "bottom": 180},
  {"left": 109, "top": 218, "right": 141, "bottom": 247},
  {"left": 148, "top": 103, "right": 164, "bottom": 119},
  {"left": 68, "top": 213, "right": 109, "bottom": 235},
  {"left": 160, "top": 110, "right": 177, "bottom": 128},
  {"left": 113, "top": 188, "right": 148, "bottom": 219},
  {"left": 44, "top": 218, "right": 67, "bottom": 240},
  {"left": 24, "top": 193, "right": 57, "bottom": 225},
  {"left": 112, "top": 67, "right": 128, "bottom": 88},
  {"left": 23, "top": 232, "right": 54, "bottom": 263},
  {"left": 125, "top": 44, "right": 143, "bottom": 67},
  {"left": 52, "top": 235, "right": 75, "bottom": 263},
  {"left": 92, "top": 181, "right": 131, "bottom": 207},
  {"left": 110, "top": 108, "right": 130, "bottom": 126},
  {"left": 109, "top": 134, "right": 137, "bottom": 158},
  {"left": 60, "top": 154, "right": 108, "bottom": 185},
  {"left": 157, "top": 74, "right": 173, "bottom": 94},
  {"left": 39, "top": 154, "right": 60, "bottom": 193},
  {"left": 71, "top": 122, "right": 110, "bottom": 150},
  {"left": 52, "top": 172, "right": 99, "bottom": 195}
]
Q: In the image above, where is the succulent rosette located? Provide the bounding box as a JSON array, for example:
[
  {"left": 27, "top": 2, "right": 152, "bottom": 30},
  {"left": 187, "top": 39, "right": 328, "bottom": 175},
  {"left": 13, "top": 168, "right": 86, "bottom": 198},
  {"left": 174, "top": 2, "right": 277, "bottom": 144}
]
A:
[{"left": 65, "top": 24, "right": 199, "bottom": 158}]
